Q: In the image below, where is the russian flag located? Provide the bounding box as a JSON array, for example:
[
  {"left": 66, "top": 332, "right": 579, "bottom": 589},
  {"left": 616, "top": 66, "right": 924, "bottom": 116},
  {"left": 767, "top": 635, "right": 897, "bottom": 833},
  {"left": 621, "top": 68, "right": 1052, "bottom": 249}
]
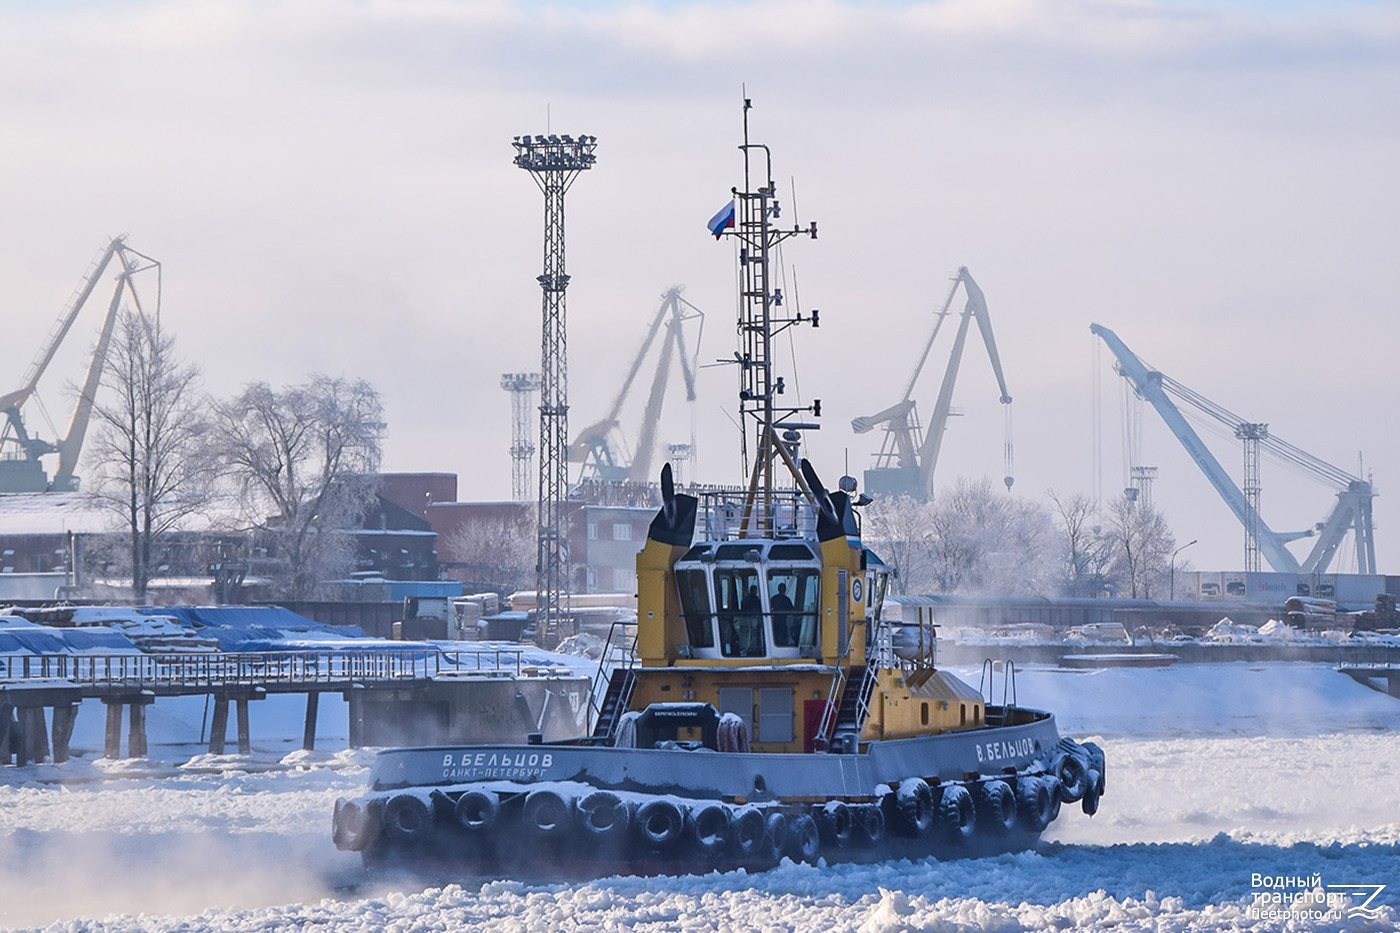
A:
[{"left": 707, "top": 200, "right": 735, "bottom": 239}]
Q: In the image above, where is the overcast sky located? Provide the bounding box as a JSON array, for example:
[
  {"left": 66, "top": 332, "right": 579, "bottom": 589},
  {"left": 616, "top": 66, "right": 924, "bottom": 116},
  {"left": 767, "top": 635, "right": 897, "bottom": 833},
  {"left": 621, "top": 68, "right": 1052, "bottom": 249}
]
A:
[{"left": 3, "top": 0, "right": 1397, "bottom": 575}]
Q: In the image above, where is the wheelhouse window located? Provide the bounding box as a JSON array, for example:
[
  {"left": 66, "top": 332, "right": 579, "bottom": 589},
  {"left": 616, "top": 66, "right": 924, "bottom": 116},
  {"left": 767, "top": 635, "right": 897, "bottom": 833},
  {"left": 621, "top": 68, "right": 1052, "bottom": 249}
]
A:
[
  {"left": 675, "top": 568, "right": 713, "bottom": 648},
  {"left": 714, "top": 567, "right": 764, "bottom": 657},
  {"left": 767, "top": 569, "right": 819, "bottom": 649}
]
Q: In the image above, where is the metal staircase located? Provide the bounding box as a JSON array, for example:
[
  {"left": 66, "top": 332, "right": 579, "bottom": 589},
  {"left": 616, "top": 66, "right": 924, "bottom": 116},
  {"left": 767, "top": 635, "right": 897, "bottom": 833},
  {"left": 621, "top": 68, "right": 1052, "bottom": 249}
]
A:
[
  {"left": 590, "top": 668, "right": 638, "bottom": 740},
  {"left": 588, "top": 617, "right": 638, "bottom": 740}
]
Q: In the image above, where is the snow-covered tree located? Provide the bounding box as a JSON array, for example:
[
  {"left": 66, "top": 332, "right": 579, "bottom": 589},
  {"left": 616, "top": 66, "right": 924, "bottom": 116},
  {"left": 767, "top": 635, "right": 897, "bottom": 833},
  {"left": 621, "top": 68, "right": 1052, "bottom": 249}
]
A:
[
  {"left": 212, "top": 375, "right": 384, "bottom": 599},
  {"left": 443, "top": 508, "right": 537, "bottom": 594},
  {"left": 863, "top": 478, "right": 1058, "bottom": 595},
  {"left": 1048, "top": 489, "right": 1116, "bottom": 597},
  {"left": 1105, "top": 493, "right": 1175, "bottom": 598}
]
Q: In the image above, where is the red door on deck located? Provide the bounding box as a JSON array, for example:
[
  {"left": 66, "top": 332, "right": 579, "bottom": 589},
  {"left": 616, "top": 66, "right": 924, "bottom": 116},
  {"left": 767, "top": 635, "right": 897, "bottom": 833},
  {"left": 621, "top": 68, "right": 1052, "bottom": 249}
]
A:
[{"left": 802, "top": 700, "right": 828, "bottom": 753}]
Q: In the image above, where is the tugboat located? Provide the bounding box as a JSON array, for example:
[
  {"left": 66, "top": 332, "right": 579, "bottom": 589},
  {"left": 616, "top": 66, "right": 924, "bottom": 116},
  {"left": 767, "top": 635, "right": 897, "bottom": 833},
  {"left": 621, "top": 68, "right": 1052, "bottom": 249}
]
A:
[{"left": 332, "top": 101, "right": 1105, "bottom": 876}]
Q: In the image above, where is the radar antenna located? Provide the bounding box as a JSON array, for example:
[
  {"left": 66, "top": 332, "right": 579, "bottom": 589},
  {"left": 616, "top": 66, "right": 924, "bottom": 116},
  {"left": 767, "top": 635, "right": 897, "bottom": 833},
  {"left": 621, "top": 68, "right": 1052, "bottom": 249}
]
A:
[{"left": 712, "top": 98, "right": 821, "bottom": 533}]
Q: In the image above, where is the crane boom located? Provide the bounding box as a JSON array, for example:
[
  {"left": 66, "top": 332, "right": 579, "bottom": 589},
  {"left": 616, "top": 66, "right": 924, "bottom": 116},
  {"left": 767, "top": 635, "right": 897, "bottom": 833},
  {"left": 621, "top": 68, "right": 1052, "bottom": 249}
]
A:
[
  {"left": 572, "top": 286, "right": 704, "bottom": 485},
  {"left": 1091, "top": 323, "right": 1305, "bottom": 573},
  {"left": 0, "top": 236, "right": 158, "bottom": 493},
  {"left": 854, "top": 267, "right": 1012, "bottom": 500},
  {"left": 0, "top": 237, "right": 124, "bottom": 414},
  {"left": 916, "top": 269, "right": 1012, "bottom": 497}
]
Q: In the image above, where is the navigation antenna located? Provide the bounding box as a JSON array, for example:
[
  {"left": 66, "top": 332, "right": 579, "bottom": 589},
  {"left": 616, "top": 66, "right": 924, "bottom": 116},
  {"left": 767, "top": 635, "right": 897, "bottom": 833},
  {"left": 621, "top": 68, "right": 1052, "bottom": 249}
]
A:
[
  {"left": 513, "top": 131, "right": 597, "bottom": 648},
  {"left": 714, "top": 98, "right": 821, "bottom": 533}
]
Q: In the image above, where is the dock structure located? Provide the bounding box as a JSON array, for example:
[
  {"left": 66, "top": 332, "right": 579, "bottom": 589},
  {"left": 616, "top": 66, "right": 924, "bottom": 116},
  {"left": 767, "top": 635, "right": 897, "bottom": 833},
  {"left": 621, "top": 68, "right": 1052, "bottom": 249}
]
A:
[
  {"left": 0, "top": 646, "right": 555, "bottom": 765},
  {"left": 1339, "top": 663, "right": 1400, "bottom": 698}
]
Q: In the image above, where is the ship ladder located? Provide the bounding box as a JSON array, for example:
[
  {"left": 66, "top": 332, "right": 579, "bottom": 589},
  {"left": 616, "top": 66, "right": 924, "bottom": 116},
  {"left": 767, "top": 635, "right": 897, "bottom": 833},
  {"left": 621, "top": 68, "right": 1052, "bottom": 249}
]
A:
[{"left": 590, "top": 667, "right": 638, "bottom": 741}]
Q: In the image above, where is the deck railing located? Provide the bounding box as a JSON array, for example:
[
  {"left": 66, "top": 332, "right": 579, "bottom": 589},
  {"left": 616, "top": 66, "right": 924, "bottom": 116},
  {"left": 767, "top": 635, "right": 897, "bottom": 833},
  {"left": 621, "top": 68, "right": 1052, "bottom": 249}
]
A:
[{"left": 0, "top": 647, "right": 531, "bottom": 691}]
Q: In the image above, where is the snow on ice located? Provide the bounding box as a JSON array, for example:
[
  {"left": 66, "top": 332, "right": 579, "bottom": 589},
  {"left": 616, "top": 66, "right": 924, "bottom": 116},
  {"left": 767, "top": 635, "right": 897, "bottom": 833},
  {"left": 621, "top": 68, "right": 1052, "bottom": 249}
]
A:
[{"left": 0, "top": 662, "right": 1396, "bottom": 931}]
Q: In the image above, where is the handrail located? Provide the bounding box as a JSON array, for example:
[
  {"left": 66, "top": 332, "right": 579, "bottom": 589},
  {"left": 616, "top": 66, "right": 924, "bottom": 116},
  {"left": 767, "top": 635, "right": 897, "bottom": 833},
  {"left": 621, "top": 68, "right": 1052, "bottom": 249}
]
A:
[
  {"left": 588, "top": 619, "right": 638, "bottom": 732},
  {"left": 0, "top": 647, "right": 531, "bottom": 691}
]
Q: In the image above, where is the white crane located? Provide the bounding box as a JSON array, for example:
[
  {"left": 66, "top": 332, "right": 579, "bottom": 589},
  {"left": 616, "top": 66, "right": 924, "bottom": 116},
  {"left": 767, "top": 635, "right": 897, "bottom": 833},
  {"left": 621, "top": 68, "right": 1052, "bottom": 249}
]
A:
[
  {"left": 1092, "top": 323, "right": 1375, "bottom": 575},
  {"left": 0, "top": 236, "right": 159, "bottom": 493},
  {"left": 851, "top": 267, "right": 1013, "bottom": 500}
]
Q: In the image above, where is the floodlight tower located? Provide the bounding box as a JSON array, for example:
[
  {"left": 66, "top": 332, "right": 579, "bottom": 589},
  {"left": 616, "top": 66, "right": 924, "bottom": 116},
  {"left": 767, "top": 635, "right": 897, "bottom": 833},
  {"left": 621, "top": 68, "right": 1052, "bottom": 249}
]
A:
[
  {"left": 501, "top": 372, "right": 541, "bottom": 502},
  {"left": 513, "top": 131, "right": 597, "bottom": 648}
]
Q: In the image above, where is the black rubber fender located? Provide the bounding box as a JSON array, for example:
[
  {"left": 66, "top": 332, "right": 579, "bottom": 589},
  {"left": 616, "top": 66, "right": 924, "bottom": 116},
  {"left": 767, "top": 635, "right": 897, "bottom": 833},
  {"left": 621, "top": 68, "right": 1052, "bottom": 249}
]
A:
[
  {"left": 636, "top": 798, "right": 685, "bottom": 848},
  {"left": 381, "top": 793, "right": 433, "bottom": 845},
  {"left": 1015, "top": 777, "right": 1054, "bottom": 832},
  {"left": 937, "top": 783, "right": 977, "bottom": 844},
  {"left": 332, "top": 797, "right": 378, "bottom": 852},
  {"left": 978, "top": 780, "right": 1019, "bottom": 835},
  {"left": 455, "top": 790, "right": 500, "bottom": 833},
  {"left": 729, "top": 805, "right": 765, "bottom": 859},
  {"left": 857, "top": 803, "right": 885, "bottom": 846},
  {"left": 577, "top": 790, "right": 630, "bottom": 838},
  {"left": 522, "top": 789, "right": 575, "bottom": 837},
  {"left": 1053, "top": 753, "right": 1089, "bottom": 803},
  {"left": 689, "top": 802, "right": 731, "bottom": 857},
  {"left": 762, "top": 811, "right": 789, "bottom": 863},
  {"left": 815, "top": 801, "right": 854, "bottom": 847},
  {"left": 1081, "top": 771, "right": 1102, "bottom": 816},
  {"left": 787, "top": 812, "right": 821, "bottom": 863},
  {"left": 1082, "top": 741, "right": 1106, "bottom": 795},
  {"left": 896, "top": 777, "right": 935, "bottom": 835}
]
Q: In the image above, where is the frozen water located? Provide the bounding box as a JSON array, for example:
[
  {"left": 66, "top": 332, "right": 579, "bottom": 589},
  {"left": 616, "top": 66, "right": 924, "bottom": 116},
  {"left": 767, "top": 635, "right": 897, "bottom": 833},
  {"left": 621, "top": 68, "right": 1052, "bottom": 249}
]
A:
[{"left": 0, "top": 662, "right": 1396, "bottom": 931}]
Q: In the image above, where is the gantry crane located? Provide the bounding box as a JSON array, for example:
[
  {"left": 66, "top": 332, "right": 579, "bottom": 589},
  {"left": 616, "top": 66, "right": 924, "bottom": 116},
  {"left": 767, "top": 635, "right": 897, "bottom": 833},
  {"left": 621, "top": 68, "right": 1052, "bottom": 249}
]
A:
[
  {"left": 851, "top": 267, "right": 1013, "bottom": 500},
  {"left": 570, "top": 285, "right": 704, "bottom": 484},
  {"left": 0, "top": 236, "right": 159, "bottom": 493},
  {"left": 1091, "top": 323, "right": 1375, "bottom": 575}
]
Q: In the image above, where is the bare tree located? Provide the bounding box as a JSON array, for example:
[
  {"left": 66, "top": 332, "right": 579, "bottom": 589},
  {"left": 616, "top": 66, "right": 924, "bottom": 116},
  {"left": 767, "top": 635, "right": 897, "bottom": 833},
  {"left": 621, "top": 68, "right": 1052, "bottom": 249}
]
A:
[
  {"left": 88, "top": 311, "right": 212, "bottom": 600},
  {"left": 1106, "top": 493, "right": 1175, "bottom": 598},
  {"left": 1048, "top": 489, "right": 1115, "bottom": 597},
  {"left": 443, "top": 508, "right": 537, "bottom": 594},
  {"left": 212, "top": 376, "right": 384, "bottom": 599}
]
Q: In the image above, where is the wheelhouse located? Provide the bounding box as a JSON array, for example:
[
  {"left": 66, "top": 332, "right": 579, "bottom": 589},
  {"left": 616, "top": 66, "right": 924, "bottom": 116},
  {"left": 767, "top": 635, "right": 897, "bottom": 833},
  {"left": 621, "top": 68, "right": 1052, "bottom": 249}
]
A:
[{"left": 673, "top": 541, "right": 822, "bottom": 660}]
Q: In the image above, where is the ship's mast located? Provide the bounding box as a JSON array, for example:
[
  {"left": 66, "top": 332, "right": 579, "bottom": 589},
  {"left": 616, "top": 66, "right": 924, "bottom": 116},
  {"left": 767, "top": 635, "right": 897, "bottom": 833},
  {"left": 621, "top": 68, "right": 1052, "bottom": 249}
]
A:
[{"left": 718, "top": 98, "right": 821, "bottom": 533}]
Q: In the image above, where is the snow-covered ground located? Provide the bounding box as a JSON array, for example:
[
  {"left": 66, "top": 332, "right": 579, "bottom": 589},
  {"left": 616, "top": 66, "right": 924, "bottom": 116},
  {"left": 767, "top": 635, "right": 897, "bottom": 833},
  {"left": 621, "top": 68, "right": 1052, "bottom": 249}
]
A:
[{"left": 2, "top": 662, "right": 1397, "bottom": 931}]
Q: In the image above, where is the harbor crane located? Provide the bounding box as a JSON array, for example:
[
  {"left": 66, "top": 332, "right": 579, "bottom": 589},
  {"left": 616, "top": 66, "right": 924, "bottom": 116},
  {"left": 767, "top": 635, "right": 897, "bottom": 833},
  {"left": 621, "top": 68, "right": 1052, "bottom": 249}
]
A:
[
  {"left": 851, "top": 266, "right": 1013, "bottom": 500},
  {"left": 1091, "top": 323, "right": 1375, "bottom": 575},
  {"left": 0, "top": 236, "right": 159, "bottom": 494},
  {"left": 570, "top": 285, "right": 704, "bottom": 484}
]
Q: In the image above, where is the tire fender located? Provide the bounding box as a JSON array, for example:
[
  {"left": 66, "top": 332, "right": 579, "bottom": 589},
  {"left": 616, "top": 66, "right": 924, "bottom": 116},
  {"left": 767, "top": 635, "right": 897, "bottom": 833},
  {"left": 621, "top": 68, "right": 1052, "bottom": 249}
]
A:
[
  {"left": 636, "top": 798, "right": 685, "bottom": 848},
  {"left": 1015, "top": 777, "right": 1054, "bottom": 832},
  {"left": 1081, "top": 770, "right": 1102, "bottom": 816},
  {"left": 577, "top": 790, "right": 630, "bottom": 837},
  {"left": 858, "top": 803, "right": 885, "bottom": 846},
  {"left": 979, "top": 780, "right": 1019, "bottom": 835},
  {"left": 455, "top": 790, "right": 500, "bottom": 833},
  {"left": 522, "top": 789, "right": 575, "bottom": 837},
  {"left": 763, "top": 811, "right": 789, "bottom": 863},
  {"left": 730, "top": 805, "right": 765, "bottom": 859},
  {"left": 896, "top": 778, "right": 935, "bottom": 835},
  {"left": 689, "top": 802, "right": 731, "bottom": 856},
  {"left": 816, "top": 801, "right": 854, "bottom": 847},
  {"left": 381, "top": 793, "right": 433, "bottom": 845},
  {"left": 788, "top": 812, "right": 821, "bottom": 863},
  {"left": 1054, "top": 754, "right": 1089, "bottom": 803},
  {"left": 937, "top": 784, "right": 977, "bottom": 844},
  {"left": 1082, "top": 741, "right": 1107, "bottom": 795},
  {"left": 333, "top": 797, "right": 378, "bottom": 852}
]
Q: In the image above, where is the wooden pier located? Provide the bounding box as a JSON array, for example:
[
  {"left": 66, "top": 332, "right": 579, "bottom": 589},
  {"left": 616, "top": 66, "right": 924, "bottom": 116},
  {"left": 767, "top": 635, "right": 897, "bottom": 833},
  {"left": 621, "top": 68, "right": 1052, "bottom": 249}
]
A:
[{"left": 0, "top": 647, "right": 538, "bottom": 765}]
